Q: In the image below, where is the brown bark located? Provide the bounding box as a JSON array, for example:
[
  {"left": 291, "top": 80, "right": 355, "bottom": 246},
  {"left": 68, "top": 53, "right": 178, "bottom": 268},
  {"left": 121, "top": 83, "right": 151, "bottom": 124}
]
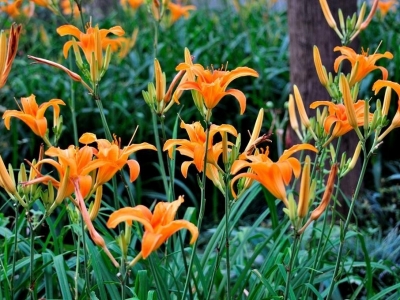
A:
[{"left": 287, "top": 0, "right": 360, "bottom": 208}]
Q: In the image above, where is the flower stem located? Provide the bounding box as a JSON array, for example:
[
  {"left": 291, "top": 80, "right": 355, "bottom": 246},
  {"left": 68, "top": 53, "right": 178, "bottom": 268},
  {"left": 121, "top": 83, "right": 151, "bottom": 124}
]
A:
[
  {"left": 80, "top": 214, "right": 91, "bottom": 299},
  {"left": 160, "top": 116, "right": 176, "bottom": 201},
  {"left": 325, "top": 147, "right": 369, "bottom": 299},
  {"left": 68, "top": 55, "right": 79, "bottom": 146},
  {"left": 94, "top": 99, "right": 112, "bottom": 141},
  {"left": 74, "top": 233, "right": 81, "bottom": 300},
  {"left": 151, "top": 112, "right": 169, "bottom": 197},
  {"left": 120, "top": 256, "right": 126, "bottom": 300},
  {"left": 29, "top": 212, "right": 37, "bottom": 300},
  {"left": 224, "top": 173, "right": 231, "bottom": 299},
  {"left": 284, "top": 233, "right": 300, "bottom": 300},
  {"left": 10, "top": 204, "right": 19, "bottom": 300},
  {"left": 181, "top": 120, "right": 212, "bottom": 300}
]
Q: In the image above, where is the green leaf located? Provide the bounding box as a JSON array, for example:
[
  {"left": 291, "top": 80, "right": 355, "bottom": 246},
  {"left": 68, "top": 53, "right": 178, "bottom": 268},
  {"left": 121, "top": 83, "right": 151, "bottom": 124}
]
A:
[
  {"left": 135, "top": 270, "right": 148, "bottom": 300},
  {"left": 43, "top": 252, "right": 54, "bottom": 299},
  {"left": 53, "top": 254, "right": 72, "bottom": 300}
]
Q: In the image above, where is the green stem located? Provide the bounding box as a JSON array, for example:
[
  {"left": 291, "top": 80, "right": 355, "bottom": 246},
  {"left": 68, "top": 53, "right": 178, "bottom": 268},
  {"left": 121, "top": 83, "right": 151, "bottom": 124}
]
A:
[
  {"left": 224, "top": 174, "right": 231, "bottom": 300},
  {"left": 159, "top": 117, "right": 191, "bottom": 295},
  {"left": 325, "top": 148, "right": 369, "bottom": 299},
  {"left": 181, "top": 120, "right": 212, "bottom": 300},
  {"left": 29, "top": 213, "right": 37, "bottom": 300},
  {"left": 151, "top": 112, "right": 169, "bottom": 197},
  {"left": 160, "top": 116, "right": 175, "bottom": 201},
  {"left": 152, "top": 17, "right": 159, "bottom": 58},
  {"left": 93, "top": 96, "right": 120, "bottom": 212},
  {"left": 75, "top": 0, "right": 86, "bottom": 29},
  {"left": 205, "top": 232, "right": 226, "bottom": 300},
  {"left": 68, "top": 56, "right": 79, "bottom": 146},
  {"left": 303, "top": 175, "right": 341, "bottom": 300},
  {"left": 81, "top": 214, "right": 91, "bottom": 299},
  {"left": 120, "top": 257, "right": 126, "bottom": 300},
  {"left": 94, "top": 99, "right": 112, "bottom": 141},
  {"left": 10, "top": 205, "right": 18, "bottom": 300},
  {"left": 74, "top": 233, "right": 81, "bottom": 300},
  {"left": 284, "top": 233, "right": 300, "bottom": 300},
  {"left": 303, "top": 137, "right": 341, "bottom": 300}
]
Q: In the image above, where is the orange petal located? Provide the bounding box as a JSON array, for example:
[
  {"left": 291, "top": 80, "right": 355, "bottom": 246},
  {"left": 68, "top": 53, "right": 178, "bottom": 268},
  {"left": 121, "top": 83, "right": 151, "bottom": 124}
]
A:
[
  {"left": 141, "top": 231, "right": 163, "bottom": 259},
  {"left": 226, "top": 88, "right": 246, "bottom": 114},
  {"left": 57, "top": 24, "right": 82, "bottom": 38},
  {"left": 79, "top": 132, "right": 97, "bottom": 144},
  {"left": 107, "top": 206, "right": 153, "bottom": 230},
  {"left": 126, "top": 159, "right": 140, "bottom": 182}
]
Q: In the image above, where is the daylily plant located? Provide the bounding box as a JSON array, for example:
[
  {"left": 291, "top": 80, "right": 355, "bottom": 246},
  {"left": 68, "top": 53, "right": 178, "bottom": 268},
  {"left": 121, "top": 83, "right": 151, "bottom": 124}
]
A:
[
  {"left": 175, "top": 48, "right": 259, "bottom": 117},
  {"left": 79, "top": 132, "right": 157, "bottom": 189},
  {"left": 2, "top": 94, "right": 65, "bottom": 143},
  {"left": 373, "top": 80, "right": 400, "bottom": 141},
  {"left": 107, "top": 196, "right": 199, "bottom": 260},
  {"left": 21, "top": 142, "right": 119, "bottom": 266},
  {"left": 163, "top": 120, "right": 237, "bottom": 182},
  {"left": 231, "top": 144, "right": 318, "bottom": 206},
  {"left": 334, "top": 46, "right": 393, "bottom": 86},
  {"left": 168, "top": 1, "right": 196, "bottom": 24},
  {"left": 57, "top": 22, "right": 125, "bottom": 83}
]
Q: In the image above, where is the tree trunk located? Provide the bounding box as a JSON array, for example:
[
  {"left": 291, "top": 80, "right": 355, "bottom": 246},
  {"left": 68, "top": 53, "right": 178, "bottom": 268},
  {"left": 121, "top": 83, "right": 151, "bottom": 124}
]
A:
[{"left": 287, "top": 0, "right": 360, "bottom": 209}]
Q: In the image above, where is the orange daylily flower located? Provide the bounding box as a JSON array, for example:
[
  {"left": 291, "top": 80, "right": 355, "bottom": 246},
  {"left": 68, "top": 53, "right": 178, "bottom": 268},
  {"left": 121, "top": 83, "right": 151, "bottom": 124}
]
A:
[
  {"left": 21, "top": 143, "right": 119, "bottom": 266},
  {"left": 117, "top": 28, "right": 138, "bottom": 59},
  {"left": 310, "top": 99, "right": 373, "bottom": 143},
  {"left": 334, "top": 46, "right": 393, "bottom": 86},
  {"left": 30, "top": 0, "right": 59, "bottom": 14},
  {"left": 121, "top": 0, "right": 144, "bottom": 10},
  {"left": 60, "top": 0, "right": 81, "bottom": 17},
  {"left": 79, "top": 133, "right": 156, "bottom": 188},
  {"left": 173, "top": 47, "right": 202, "bottom": 103},
  {"left": 168, "top": 2, "right": 196, "bottom": 24},
  {"left": 377, "top": 0, "right": 396, "bottom": 17},
  {"left": 30, "top": 0, "right": 49, "bottom": 6},
  {"left": 163, "top": 120, "right": 237, "bottom": 178},
  {"left": 1, "top": 0, "right": 22, "bottom": 17},
  {"left": 57, "top": 22, "right": 125, "bottom": 67},
  {"left": 373, "top": 80, "right": 400, "bottom": 141},
  {"left": 0, "top": 23, "right": 22, "bottom": 89},
  {"left": 25, "top": 145, "right": 117, "bottom": 263},
  {"left": 31, "top": 145, "right": 98, "bottom": 200},
  {"left": 231, "top": 144, "right": 318, "bottom": 206},
  {"left": 2, "top": 94, "right": 65, "bottom": 138},
  {"left": 176, "top": 56, "right": 259, "bottom": 115},
  {"left": 107, "top": 196, "right": 199, "bottom": 259}
]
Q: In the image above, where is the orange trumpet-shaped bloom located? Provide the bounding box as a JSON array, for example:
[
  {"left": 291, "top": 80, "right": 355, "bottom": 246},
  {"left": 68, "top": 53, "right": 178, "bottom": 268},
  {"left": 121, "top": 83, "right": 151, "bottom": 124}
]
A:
[
  {"left": 120, "top": 0, "right": 144, "bottom": 10},
  {"left": 310, "top": 100, "right": 373, "bottom": 141},
  {"left": 57, "top": 22, "right": 125, "bottom": 66},
  {"left": 31, "top": 145, "right": 101, "bottom": 200},
  {"left": 378, "top": 0, "right": 396, "bottom": 17},
  {"left": 0, "top": 23, "right": 22, "bottom": 89},
  {"left": 2, "top": 94, "right": 65, "bottom": 138},
  {"left": 79, "top": 133, "right": 156, "bottom": 188},
  {"left": 334, "top": 46, "right": 393, "bottom": 86},
  {"left": 231, "top": 144, "right": 317, "bottom": 206},
  {"left": 176, "top": 53, "right": 259, "bottom": 114},
  {"left": 21, "top": 143, "right": 119, "bottom": 266},
  {"left": 0, "top": 0, "right": 22, "bottom": 17},
  {"left": 373, "top": 80, "right": 400, "bottom": 141},
  {"left": 107, "top": 196, "right": 199, "bottom": 259},
  {"left": 168, "top": 2, "right": 196, "bottom": 24},
  {"left": 60, "top": 0, "right": 81, "bottom": 17},
  {"left": 163, "top": 120, "right": 237, "bottom": 178}
]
